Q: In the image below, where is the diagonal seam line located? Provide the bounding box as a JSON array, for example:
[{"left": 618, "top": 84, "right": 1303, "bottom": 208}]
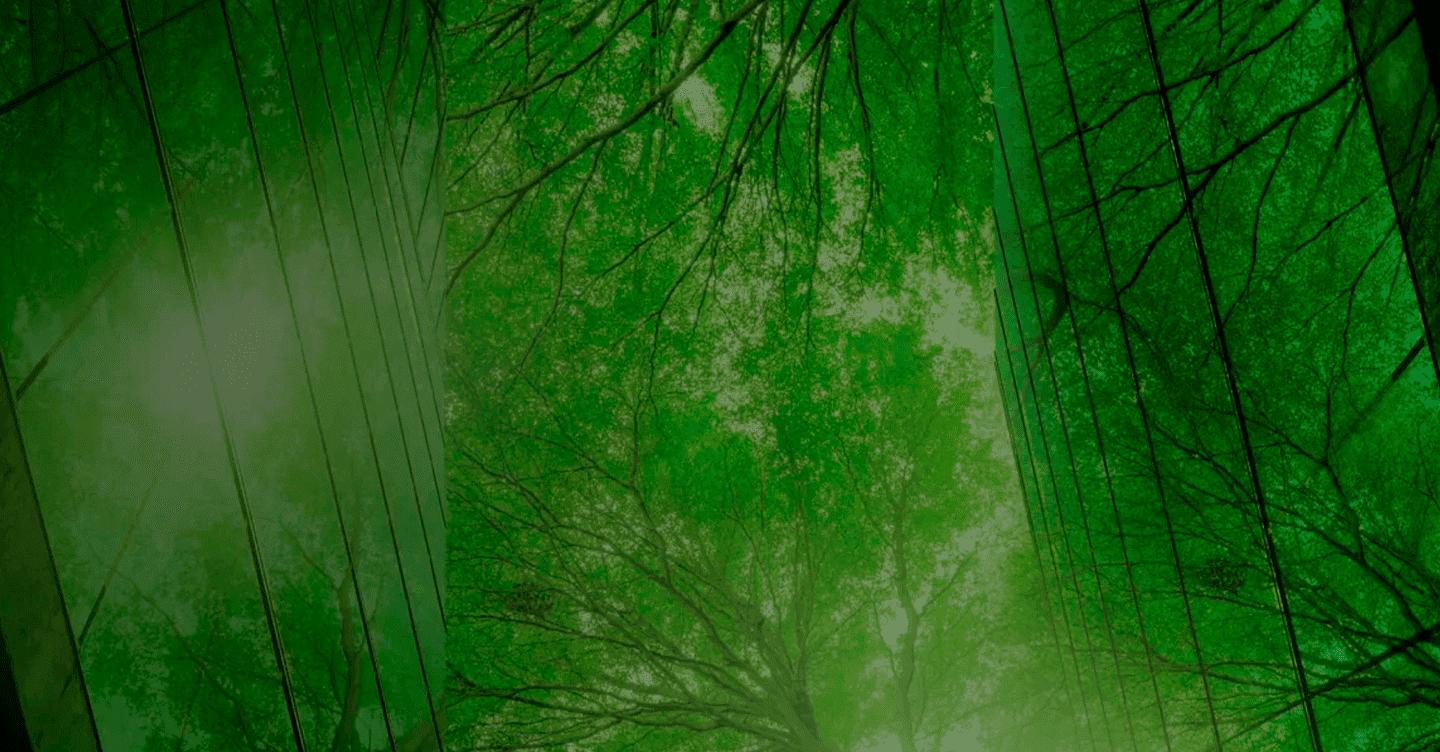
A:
[
  {"left": 994, "top": 340, "right": 1092, "bottom": 750},
  {"left": 993, "top": 216, "right": 1103, "bottom": 751},
  {"left": 14, "top": 245, "right": 135, "bottom": 401},
  {"left": 0, "top": 0, "right": 210, "bottom": 119},
  {"left": 305, "top": 0, "right": 445, "bottom": 742},
  {"left": 1135, "top": 1, "right": 1325, "bottom": 749},
  {"left": 1000, "top": 1, "right": 1147, "bottom": 744},
  {"left": 268, "top": 0, "right": 405, "bottom": 746},
  {"left": 1339, "top": 0, "right": 1440, "bottom": 410},
  {"left": 118, "top": 0, "right": 309, "bottom": 748}
]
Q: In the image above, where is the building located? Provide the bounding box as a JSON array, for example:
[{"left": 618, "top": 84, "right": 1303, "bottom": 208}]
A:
[
  {"left": 0, "top": 0, "right": 447, "bottom": 749},
  {"left": 992, "top": 0, "right": 1440, "bottom": 750}
]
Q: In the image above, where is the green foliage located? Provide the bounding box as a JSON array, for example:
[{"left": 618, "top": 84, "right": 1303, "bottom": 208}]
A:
[
  {"left": 440, "top": 2, "right": 1061, "bottom": 751},
  {"left": 993, "top": 0, "right": 1440, "bottom": 749}
]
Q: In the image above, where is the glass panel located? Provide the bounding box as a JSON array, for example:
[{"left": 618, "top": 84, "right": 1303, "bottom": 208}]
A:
[
  {"left": 995, "top": 0, "right": 1440, "bottom": 749},
  {"left": 0, "top": 1, "right": 444, "bottom": 750}
]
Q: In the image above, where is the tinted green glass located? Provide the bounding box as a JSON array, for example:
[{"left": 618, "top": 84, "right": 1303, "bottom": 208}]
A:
[
  {"left": 995, "top": 0, "right": 1440, "bottom": 750},
  {"left": 0, "top": 0, "right": 446, "bottom": 749}
]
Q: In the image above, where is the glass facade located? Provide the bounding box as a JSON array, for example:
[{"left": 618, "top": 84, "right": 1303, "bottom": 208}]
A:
[
  {"left": 0, "top": 0, "right": 447, "bottom": 749},
  {"left": 993, "top": 0, "right": 1440, "bottom": 750}
]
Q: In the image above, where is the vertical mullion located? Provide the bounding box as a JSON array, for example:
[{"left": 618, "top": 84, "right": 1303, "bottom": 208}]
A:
[
  {"left": 267, "top": 0, "right": 405, "bottom": 747},
  {"left": 1133, "top": 1, "right": 1325, "bottom": 749},
  {"left": 118, "top": 0, "right": 310, "bottom": 748},
  {"left": 996, "top": 279, "right": 1101, "bottom": 752},
  {"left": 994, "top": 347, "right": 1090, "bottom": 750},
  {"left": 302, "top": 0, "right": 446, "bottom": 744}
]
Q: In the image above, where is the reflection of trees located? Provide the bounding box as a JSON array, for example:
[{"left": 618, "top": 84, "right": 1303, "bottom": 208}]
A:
[
  {"left": 995, "top": 0, "right": 1440, "bottom": 748},
  {"left": 82, "top": 522, "right": 438, "bottom": 752},
  {"left": 6, "top": 0, "right": 448, "bottom": 745},
  {"left": 1118, "top": 425, "right": 1440, "bottom": 747}
]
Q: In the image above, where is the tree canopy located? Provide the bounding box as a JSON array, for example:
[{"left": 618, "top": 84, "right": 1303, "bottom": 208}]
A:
[{"left": 439, "top": 1, "right": 1071, "bottom": 751}]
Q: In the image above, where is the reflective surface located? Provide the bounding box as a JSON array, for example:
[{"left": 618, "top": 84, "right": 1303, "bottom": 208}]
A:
[
  {"left": 994, "top": 0, "right": 1440, "bottom": 750},
  {"left": 0, "top": 0, "right": 446, "bottom": 749}
]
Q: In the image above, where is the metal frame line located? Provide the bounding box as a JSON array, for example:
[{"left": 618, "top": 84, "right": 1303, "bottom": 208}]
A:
[
  {"left": 0, "top": 0, "right": 210, "bottom": 119},
  {"left": 993, "top": 348, "right": 1089, "bottom": 749},
  {"left": 1001, "top": 0, "right": 1187, "bottom": 744},
  {"left": 993, "top": 0, "right": 1239, "bottom": 747},
  {"left": 995, "top": 285, "right": 1102, "bottom": 752},
  {"left": 225, "top": 0, "right": 419, "bottom": 747},
  {"left": 1135, "top": 1, "right": 1326, "bottom": 748},
  {"left": 118, "top": 0, "right": 309, "bottom": 747},
  {"left": 1339, "top": 0, "right": 1440, "bottom": 396},
  {"left": 332, "top": 0, "right": 452, "bottom": 551},
  {"left": 265, "top": 0, "right": 407, "bottom": 746},
  {"left": 300, "top": 0, "right": 447, "bottom": 742},
  {"left": 321, "top": 0, "right": 449, "bottom": 648},
  {"left": 994, "top": 2, "right": 1144, "bottom": 739},
  {"left": 992, "top": 70, "right": 1124, "bottom": 752}
]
